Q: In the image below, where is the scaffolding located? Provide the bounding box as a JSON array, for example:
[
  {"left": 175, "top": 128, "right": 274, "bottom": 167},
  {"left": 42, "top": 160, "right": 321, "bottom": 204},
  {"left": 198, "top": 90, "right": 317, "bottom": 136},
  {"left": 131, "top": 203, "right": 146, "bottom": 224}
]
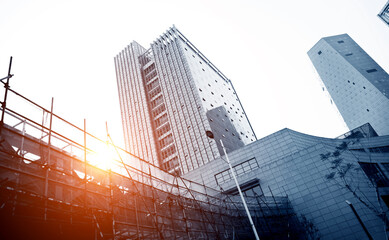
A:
[{"left": 0, "top": 60, "right": 303, "bottom": 239}]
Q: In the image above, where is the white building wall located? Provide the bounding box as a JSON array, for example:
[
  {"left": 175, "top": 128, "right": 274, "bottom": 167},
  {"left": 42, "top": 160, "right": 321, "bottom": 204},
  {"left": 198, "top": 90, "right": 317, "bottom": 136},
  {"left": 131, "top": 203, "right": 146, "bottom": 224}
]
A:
[{"left": 308, "top": 34, "right": 389, "bottom": 136}]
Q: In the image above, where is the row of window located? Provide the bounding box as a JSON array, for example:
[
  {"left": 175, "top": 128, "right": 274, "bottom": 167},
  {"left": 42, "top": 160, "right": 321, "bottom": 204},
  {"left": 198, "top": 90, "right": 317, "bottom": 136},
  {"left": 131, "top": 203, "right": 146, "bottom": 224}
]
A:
[
  {"left": 155, "top": 113, "right": 168, "bottom": 129},
  {"left": 346, "top": 80, "right": 367, "bottom": 90},
  {"left": 360, "top": 162, "right": 389, "bottom": 187},
  {"left": 146, "top": 78, "right": 160, "bottom": 92},
  {"left": 149, "top": 86, "right": 162, "bottom": 100},
  {"left": 368, "top": 145, "right": 389, "bottom": 153},
  {"left": 143, "top": 63, "right": 155, "bottom": 75},
  {"left": 150, "top": 95, "right": 164, "bottom": 109},
  {"left": 156, "top": 123, "right": 171, "bottom": 138},
  {"left": 152, "top": 103, "right": 166, "bottom": 118},
  {"left": 215, "top": 158, "right": 259, "bottom": 185},
  {"left": 159, "top": 133, "right": 174, "bottom": 149},
  {"left": 145, "top": 70, "right": 157, "bottom": 83},
  {"left": 161, "top": 144, "right": 176, "bottom": 159},
  {"left": 162, "top": 156, "right": 179, "bottom": 171}
]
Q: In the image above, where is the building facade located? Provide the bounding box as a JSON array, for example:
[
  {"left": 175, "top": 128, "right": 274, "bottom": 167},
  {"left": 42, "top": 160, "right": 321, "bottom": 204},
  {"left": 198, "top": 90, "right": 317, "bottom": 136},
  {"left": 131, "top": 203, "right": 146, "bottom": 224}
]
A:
[
  {"left": 378, "top": 0, "right": 389, "bottom": 26},
  {"left": 308, "top": 34, "right": 389, "bottom": 136},
  {"left": 183, "top": 124, "right": 389, "bottom": 239},
  {"left": 114, "top": 26, "right": 256, "bottom": 175}
]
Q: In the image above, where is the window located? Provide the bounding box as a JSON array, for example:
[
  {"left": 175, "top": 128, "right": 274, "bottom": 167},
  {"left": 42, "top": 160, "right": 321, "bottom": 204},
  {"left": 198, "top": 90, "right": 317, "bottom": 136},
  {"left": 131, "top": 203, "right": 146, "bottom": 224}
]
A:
[
  {"left": 337, "top": 40, "right": 344, "bottom": 43},
  {"left": 202, "top": 98, "right": 206, "bottom": 101},
  {"left": 381, "top": 195, "right": 389, "bottom": 209},
  {"left": 370, "top": 146, "right": 389, "bottom": 153},
  {"left": 345, "top": 53, "right": 353, "bottom": 56},
  {"left": 318, "top": 51, "right": 322, "bottom": 55},
  {"left": 359, "top": 162, "right": 389, "bottom": 187},
  {"left": 366, "top": 69, "right": 377, "bottom": 73},
  {"left": 367, "top": 109, "right": 369, "bottom": 112}
]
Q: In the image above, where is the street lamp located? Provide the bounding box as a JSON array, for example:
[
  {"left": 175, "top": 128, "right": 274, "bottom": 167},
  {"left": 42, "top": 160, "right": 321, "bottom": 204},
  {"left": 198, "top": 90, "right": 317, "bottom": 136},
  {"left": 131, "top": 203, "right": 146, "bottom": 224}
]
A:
[
  {"left": 206, "top": 131, "right": 260, "bottom": 240},
  {"left": 345, "top": 200, "right": 373, "bottom": 240}
]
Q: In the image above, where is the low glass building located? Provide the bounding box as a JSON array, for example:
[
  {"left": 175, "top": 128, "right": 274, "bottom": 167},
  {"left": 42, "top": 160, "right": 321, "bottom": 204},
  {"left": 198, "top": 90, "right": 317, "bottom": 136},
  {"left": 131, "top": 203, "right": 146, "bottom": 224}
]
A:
[{"left": 184, "top": 124, "right": 389, "bottom": 239}]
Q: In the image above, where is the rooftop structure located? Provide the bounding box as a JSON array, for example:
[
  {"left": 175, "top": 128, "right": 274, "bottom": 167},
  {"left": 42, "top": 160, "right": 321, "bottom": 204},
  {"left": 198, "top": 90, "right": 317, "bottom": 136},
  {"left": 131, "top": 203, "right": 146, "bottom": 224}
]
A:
[{"left": 378, "top": 0, "right": 389, "bottom": 26}]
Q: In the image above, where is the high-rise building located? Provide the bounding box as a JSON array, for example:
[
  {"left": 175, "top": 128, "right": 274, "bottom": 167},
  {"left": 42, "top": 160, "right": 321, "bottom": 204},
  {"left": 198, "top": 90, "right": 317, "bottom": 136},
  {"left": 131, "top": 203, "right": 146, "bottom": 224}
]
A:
[
  {"left": 114, "top": 26, "right": 256, "bottom": 175},
  {"left": 308, "top": 34, "right": 389, "bottom": 136},
  {"left": 378, "top": 0, "right": 389, "bottom": 26}
]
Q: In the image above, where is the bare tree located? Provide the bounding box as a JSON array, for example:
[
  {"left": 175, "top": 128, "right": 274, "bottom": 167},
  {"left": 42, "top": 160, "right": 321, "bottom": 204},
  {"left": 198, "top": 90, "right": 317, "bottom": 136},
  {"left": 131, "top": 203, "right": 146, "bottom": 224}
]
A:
[{"left": 320, "top": 135, "right": 388, "bottom": 237}]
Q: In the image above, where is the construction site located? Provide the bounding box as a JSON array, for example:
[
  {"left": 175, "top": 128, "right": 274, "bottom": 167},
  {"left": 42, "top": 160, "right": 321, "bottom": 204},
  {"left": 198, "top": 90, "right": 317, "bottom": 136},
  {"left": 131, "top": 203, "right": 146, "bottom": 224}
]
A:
[{"left": 0, "top": 59, "right": 304, "bottom": 239}]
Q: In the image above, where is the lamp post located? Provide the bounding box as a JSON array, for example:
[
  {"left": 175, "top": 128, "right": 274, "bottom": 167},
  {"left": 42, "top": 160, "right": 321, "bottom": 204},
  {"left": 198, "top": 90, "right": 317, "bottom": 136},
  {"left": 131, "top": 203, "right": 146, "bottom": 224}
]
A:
[{"left": 206, "top": 131, "right": 260, "bottom": 240}]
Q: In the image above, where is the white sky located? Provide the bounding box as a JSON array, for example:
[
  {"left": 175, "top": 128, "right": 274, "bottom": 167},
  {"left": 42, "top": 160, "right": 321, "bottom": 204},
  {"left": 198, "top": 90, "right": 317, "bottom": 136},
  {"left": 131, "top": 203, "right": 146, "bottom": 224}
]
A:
[{"left": 1, "top": 0, "right": 388, "bottom": 148}]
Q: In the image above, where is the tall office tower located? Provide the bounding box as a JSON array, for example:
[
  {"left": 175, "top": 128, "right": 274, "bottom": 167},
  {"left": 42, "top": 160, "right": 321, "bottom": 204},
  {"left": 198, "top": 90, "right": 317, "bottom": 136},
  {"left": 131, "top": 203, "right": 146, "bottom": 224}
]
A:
[
  {"left": 308, "top": 34, "right": 389, "bottom": 136},
  {"left": 114, "top": 26, "right": 256, "bottom": 175},
  {"left": 378, "top": 0, "right": 389, "bottom": 26}
]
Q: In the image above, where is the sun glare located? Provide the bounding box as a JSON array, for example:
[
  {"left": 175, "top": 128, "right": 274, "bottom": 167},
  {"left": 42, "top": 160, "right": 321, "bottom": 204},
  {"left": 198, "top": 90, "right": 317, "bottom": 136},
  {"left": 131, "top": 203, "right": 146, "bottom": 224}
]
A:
[{"left": 88, "top": 142, "right": 120, "bottom": 171}]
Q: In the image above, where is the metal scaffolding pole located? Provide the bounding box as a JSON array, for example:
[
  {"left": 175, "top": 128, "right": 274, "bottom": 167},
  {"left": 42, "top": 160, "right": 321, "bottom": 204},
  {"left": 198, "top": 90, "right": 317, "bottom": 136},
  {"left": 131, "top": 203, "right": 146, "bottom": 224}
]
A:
[
  {"left": 0, "top": 56, "right": 13, "bottom": 130},
  {"left": 44, "top": 97, "right": 54, "bottom": 221}
]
